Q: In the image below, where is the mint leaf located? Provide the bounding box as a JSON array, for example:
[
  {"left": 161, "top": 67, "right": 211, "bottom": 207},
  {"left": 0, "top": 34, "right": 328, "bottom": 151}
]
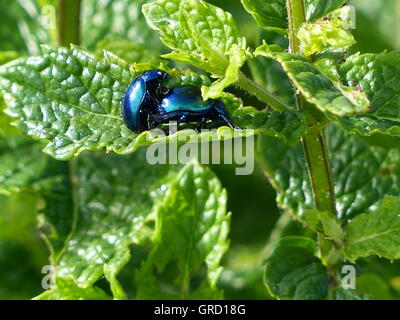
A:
[
  {"left": 0, "top": 45, "right": 288, "bottom": 161},
  {"left": 34, "top": 278, "right": 111, "bottom": 300},
  {"left": 264, "top": 236, "right": 328, "bottom": 300},
  {"left": 302, "top": 210, "right": 344, "bottom": 244},
  {"left": 254, "top": 49, "right": 370, "bottom": 116},
  {"left": 304, "top": 0, "right": 347, "bottom": 21},
  {"left": 136, "top": 163, "right": 230, "bottom": 299},
  {"left": 298, "top": 6, "right": 356, "bottom": 57},
  {"left": 258, "top": 124, "right": 400, "bottom": 219},
  {"left": 248, "top": 56, "right": 296, "bottom": 107},
  {"left": 344, "top": 197, "right": 400, "bottom": 262},
  {"left": 143, "top": 0, "right": 249, "bottom": 97},
  {"left": 332, "top": 288, "right": 370, "bottom": 300},
  {"left": 241, "top": 0, "right": 346, "bottom": 34},
  {"left": 0, "top": 46, "right": 139, "bottom": 160},
  {"left": 241, "top": 0, "right": 287, "bottom": 35},
  {"left": 49, "top": 151, "right": 175, "bottom": 293},
  {"left": 336, "top": 52, "right": 400, "bottom": 136},
  {"left": 232, "top": 109, "right": 305, "bottom": 144}
]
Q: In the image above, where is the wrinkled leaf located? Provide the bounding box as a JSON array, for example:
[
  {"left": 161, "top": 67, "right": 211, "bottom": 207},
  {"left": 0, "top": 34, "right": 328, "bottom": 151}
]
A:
[
  {"left": 258, "top": 124, "right": 400, "bottom": 220},
  {"left": 337, "top": 52, "right": 400, "bottom": 136},
  {"left": 298, "top": 6, "right": 356, "bottom": 57},
  {"left": 143, "top": 0, "right": 249, "bottom": 97},
  {"left": 332, "top": 288, "right": 370, "bottom": 300},
  {"left": 241, "top": 0, "right": 346, "bottom": 34},
  {"left": 136, "top": 163, "right": 230, "bottom": 299},
  {"left": 302, "top": 210, "right": 344, "bottom": 244},
  {"left": 0, "top": 46, "right": 139, "bottom": 160},
  {"left": 34, "top": 278, "right": 111, "bottom": 300},
  {"left": 264, "top": 236, "right": 328, "bottom": 300},
  {"left": 344, "top": 197, "right": 400, "bottom": 262},
  {"left": 254, "top": 48, "right": 370, "bottom": 116},
  {"left": 241, "top": 0, "right": 287, "bottom": 35},
  {"left": 50, "top": 151, "right": 175, "bottom": 291}
]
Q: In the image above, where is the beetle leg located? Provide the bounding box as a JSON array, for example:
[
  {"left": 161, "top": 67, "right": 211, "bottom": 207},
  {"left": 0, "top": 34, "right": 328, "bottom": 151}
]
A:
[
  {"left": 219, "top": 114, "right": 242, "bottom": 130},
  {"left": 148, "top": 114, "right": 158, "bottom": 130},
  {"left": 195, "top": 117, "right": 208, "bottom": 133},
  {"left": 176, "top": 114, "right": 188, "bottom": 128}
]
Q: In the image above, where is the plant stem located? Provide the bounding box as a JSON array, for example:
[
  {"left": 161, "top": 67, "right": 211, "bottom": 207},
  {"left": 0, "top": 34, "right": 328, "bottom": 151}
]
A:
[
  {"left": 237, "top": 72, "right": 289, "bottom": 112},
  {"left": 58, "top": 0, "right": 81, "bottom": 47},
  {"left": 286, "top": 0, "right": 336, "bottom": 217},
  {"left": 286, "top": 0, "right": 305, "bottom": 54},
  {"left": 287, "top": 0, "right": 337, "bottom": 274}
]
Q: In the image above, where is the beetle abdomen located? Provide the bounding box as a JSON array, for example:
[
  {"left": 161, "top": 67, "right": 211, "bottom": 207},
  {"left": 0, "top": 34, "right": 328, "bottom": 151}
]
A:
[{"left": 158, "top": 86, "right": 214, "bottom": 114}]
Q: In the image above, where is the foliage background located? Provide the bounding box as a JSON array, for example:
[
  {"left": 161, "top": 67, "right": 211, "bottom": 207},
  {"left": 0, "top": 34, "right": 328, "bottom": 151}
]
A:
[{"left": 0, "top": 0, "right": 399, "bottom": 300}]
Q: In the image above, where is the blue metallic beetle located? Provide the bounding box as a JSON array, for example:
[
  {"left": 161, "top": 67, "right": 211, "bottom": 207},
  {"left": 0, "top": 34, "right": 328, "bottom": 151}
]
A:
[
  {"left": 122, "top": 70, "right": 169, "bottom": 133},
  {"left": 122, "top": 70, "right": 239, "bottom": 133}
]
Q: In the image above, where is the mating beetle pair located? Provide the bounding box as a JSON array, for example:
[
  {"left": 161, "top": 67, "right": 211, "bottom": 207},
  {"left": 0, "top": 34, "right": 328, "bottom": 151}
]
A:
[{"left": 122, "top": 70, "right": 239, "bottom": 133}]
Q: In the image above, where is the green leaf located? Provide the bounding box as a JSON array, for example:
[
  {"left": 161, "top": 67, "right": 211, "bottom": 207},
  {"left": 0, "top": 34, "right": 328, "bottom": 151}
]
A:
[
  {"left": 201, "top": 45, "right": 247, "bottom": 100},
  {"left": 241, "top": 0, "right": 346, "bottom": 34},
  {"left": 254, "top": 49, "right": 370, "bottom": 116},
  {"left": 298, "top": 6, "right": 356, "bottom": 58},
  {"left": 231, "top": 109, "right": 305, "bottom": 144},
  {"left": 241, "top": 0, "right": 287, "bottom": 35},
  {"left": 304, "top": 0, "right": 347, "bottom": 21},
  {"left": 82, "top": 0, "right": 163, "bottom": 51},
  {"left": 0, "top": 45, "right": 293, "bottom": 161},
  {"left": 49, "top": 151, "right": 175, "bottom": 291},
  {"left": 302, "top": 210, "right": 344, "bottom": 244},
  {"left": 264, "top": 236, "right": 328, "bottom": 300},
  {"left": 336, "top": 52, "right": 400, "bottom": 136},
  {"left": 136, "top": 162, "right": 230, "bottom": 299},
  {"left": 248, "top": 55, "right": 296, "bottom": 107},
  {"left": 332, "top": 288, "right": 370, "bottom": 300},
  {"left": 34, "top": 278, "right": 111, "bottom": 300},
  {"left": 258, "top": 124, "right": 400, "bottom": 220},
  {"left": 143, "top": 0, "right": 249, "bottom": 97},
  {"left": 344, "top": 197, "right": 400, "bottom": 262},
  {"left": 0, "top": 46, "right": 140, "bottom": 160},
  {"left": 164, "top": 69, "right": 212, "bottom": 88}
]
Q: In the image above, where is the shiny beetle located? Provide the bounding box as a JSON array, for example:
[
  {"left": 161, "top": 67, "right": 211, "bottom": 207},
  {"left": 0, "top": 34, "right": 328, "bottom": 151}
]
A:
[
  {"left": 151, "top": 85, "right": 238, "bottom": 131},
  {"left": 122, "top": 70, "right": 239, "bottom": 133},
  {"left": 122, "top": 69, "right": 169, "bottom": 133}
]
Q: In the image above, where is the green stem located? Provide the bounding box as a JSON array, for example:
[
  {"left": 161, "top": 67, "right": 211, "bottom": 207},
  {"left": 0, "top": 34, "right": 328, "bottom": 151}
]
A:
[
  {"left": 58, "top": 0, "right": 81, "bottom": 47},
  {"left": 286, "top": 0, "right": 337, "bottom": 262},
  {"left": 237, "top": 72, "right": 289, "bottom": 112},
  {"left": 287, "top": 0, "right": 336, "bottom": 215},
  {"left": 286, "top": 0, "right": 305, "bottom": 54}
]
